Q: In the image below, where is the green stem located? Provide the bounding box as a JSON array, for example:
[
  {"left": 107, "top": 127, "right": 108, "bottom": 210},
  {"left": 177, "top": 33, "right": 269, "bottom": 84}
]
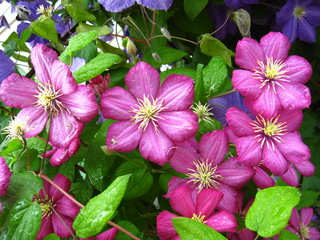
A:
[{"left": 210, "top": 89, "right": 237, "bottom": 98}]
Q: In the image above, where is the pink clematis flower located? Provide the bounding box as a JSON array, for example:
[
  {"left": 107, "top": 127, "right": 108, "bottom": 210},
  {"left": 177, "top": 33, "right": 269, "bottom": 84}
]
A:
[
  {"left": 0, "top": 157, "right": 12, "bottom": 196},
  {"left": 226, "top": 106, "right": 311, "bottom": 177},
  {"left": 0, "top": 44, "right": 99, "bottom": 148},
  {"left": 286, "top": 207, "right": 320, "bottom": 240},
  {"left": 100, "top": 62, "right": 198, "bottom": 165},
  {"left": 232, "top": 32, "right": 312, "bottom": 118},
  {"left": 34, "top": 173, "right": 80, "bottom": 239},
  {"left": 157, "top": 185, "right": 237, "bottom": 240},
  {"left": 167, "top": 130, "right": 255, "bottom": 212}
]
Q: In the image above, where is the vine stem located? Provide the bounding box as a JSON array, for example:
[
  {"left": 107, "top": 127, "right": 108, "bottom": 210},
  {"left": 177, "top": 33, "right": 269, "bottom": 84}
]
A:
[{"left": 38, "top": 173, "right": 141, "bottom": 240}]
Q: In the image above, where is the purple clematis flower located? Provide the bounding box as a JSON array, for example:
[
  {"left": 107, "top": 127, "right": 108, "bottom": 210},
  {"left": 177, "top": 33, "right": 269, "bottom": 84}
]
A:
[
  {"left": 0, "top": 44, "right": 99, "bottom": 149},
  {"left": 276, "top": 0, "right": 320, "bottom": 43},
  {"left": 34, "top": 173, "right": 80, "bottom": 239},
  {"left": 100, "top": 62, "right": 198, "bottom": 165},
  {"left": 98, "top": 0, "right": 173, "bottom": 12},
  {"left": 157, "top": 185, "right": 238, "bottom": 240},
  {"left": 0, "top": 157, "right": 12, "bottom": 196},
  {"left": 167, "top": 130, "right": 254, "bottom": 212},
  {"left": 226, "top": 106, "right": 311, "bottom": 176},
  {"left": 0, "top": 50, "right": 15, "bottom": 84},
  {"left": 232, "top": 32, "right": 312, "bottom": 118},
  {"left": 224, "top": 0, "right": 259, "bottom": 9}
]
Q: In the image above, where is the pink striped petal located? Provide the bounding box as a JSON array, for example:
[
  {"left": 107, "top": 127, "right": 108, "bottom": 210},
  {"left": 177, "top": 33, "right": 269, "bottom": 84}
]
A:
[
  {"left": 276, "top": 132, "right": 310, "bottom": 164},
  {"left": 55, "top": 195, "right": 80, "bottom": 218},
  {"left": 199, "top": 130, "right": 229, "bottom": 165},
  {"left": 125, "top": 62, "right": 159, "bottom": 99},
  {"left": 157, "top": 74, "right": 194, "bottom": 111},
  {"left": 0, "top": 74, "right": 38, "bottom": 108},
  {"left": 100, "top": 87, "right": 137, "bottom": 120},
  {"left": 284, "top": 55, "right": 312, "bottom": 84},
  {"left": 106, "top": 121, "right": 142, "bottom": 152},
  {"left": 252, "top": 167, "right": 275, "bottom": 189},
  {"left": 205, "top": 210, "right": 237, "bottom": 232},
  {"left": 139, "top": 125, "right": 174, "bottom": 165},
  {"left": 300, "top": 207, "right": 313, "bottom": 226},
  {"left": 217, "top": 184, "right": 239, "bottom": 213},
  {"left": 156, "top": 211, "right": 179, "bottom": 240},
  {"left": 157, "top": 110, "right": 198, "bottom": 143},
  {"left": 280, "top": 165, "right": 298, "bottom": 187},
  {"left": 289, "top": 208, "right": 300, "bottom": 227},
  {"left": 223, "top": 126, "right": 239, "bottom": 143},
  {"left": 36, "top": 215, "right": 53, "bottom": 240},
  {"left": 235, "top": 37, "right": 264, "bottom": 70},
  {"left": 96, "top": 228, "right": 119, "bottom": 240},
  {"left": 260, "top": 32, "right": 290, "bottom": 61},
  {"left": 235, "top": 136, "right": 262, "bottom": 167},
  {"left": 308, "top": 227, "right": 320, "bottom": 240},
  {"left": 262, "top": 145, "right": 288, "bottom": 176},
  {"left": 252, "top": 89, "right": 280, "bottom": 119},
  {"left": 277, "top": 110, "right": 303, "bottom": 132},
  {"left": 294, "top": 161, "right": 315, "bottom": 177},
  {"left": 232, "top": 70, "right": 263, "bottom": 100},
  {"left": 58, "top": 85, "right": 98, "bottom": 122},
  {"left": 277, "top": 82, "right": 311, "bottom": 111},
  {"left": 52, "top": 214, "right": 74, "bottom": 238},
  {"left": 50, "top": 173, "right": 71, "bottom": 200},
  {"left": 226, "top": 107, "right": 254, "bottom": 137},
  {"left": 170, "top": 185, "right": 195, "bottom": 217},
  {"left": 31, "top": 44, "right": 58, "bottom": 85},
  {"left": 196, "top": 189, "right": 223, "bottom": 217}
]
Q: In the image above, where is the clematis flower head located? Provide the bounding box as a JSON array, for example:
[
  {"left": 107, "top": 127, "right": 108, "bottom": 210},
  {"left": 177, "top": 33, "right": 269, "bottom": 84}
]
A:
[
  {"left": 35, "top": 173, "right": 80, "bottom": 239},
  {"left": 157, "top": 185, "right": 238, "bottom": 239},
  {"left": 0, "top": 44, "right": 98, "bottom": 149},
  {"left": 98, "top": 0, "right": 173, "bottom": 12},
  {"left": 0, "top": 157, "right": 12, "bottom": 196},
  {"left": 232, "top": 32, "right": 312, "bottom": 118},
  {"left": 100, "top": 62, "right": 198, "bottom": 165}
]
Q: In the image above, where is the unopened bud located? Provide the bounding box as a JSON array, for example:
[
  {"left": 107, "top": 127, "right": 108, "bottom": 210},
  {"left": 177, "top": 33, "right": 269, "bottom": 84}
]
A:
[
  {"left": 88, "top": 74, "right": 110, "bottom": 96},
  {"left": 233, "top": 9, "right": 251, "bottom": 38},
  {"left": 15, "top": 5, "right": 31, "bottom": 21},
  {"left": 124, "top": 37, "right": 137, "bottom": 56},
  {"left": 160, "top": 27, "right": 171, "bottom": 41},
  {"left": 101, "top": 145, "right": 115, "bottom": 155},
  {"left": 152, "top": 52, "right": 161, "bottom": 62}
]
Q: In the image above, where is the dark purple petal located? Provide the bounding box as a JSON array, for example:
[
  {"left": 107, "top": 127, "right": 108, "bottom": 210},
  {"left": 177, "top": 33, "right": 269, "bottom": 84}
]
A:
[
  {"left": 55, "top": 195, "right": 80, "bottom": 218},
  {"left": 297, "top": 18, "right": 316, "bottom": 43},
  {"left": 305, "top": 5, "right": 320, "bottom": 26},
  {"left": 52, "top": 214, "right": 74, "bottom": 238},
  {"left": 282, "top": 17, "right": 298, "bottom": 42},
  {"left": 98, "top": 0, "right": 135, "bottom": 12}
]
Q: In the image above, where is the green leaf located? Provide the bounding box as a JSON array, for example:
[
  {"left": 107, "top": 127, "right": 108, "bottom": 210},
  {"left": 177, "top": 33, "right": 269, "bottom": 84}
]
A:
[
  {"left": 232, "top": 9, "right": 251, "bottom": 38},
  {"left": 73, "top": 174, "right": 131, "bottom": 238},
  {"left": 184, "top": 0, "right": 208, "bottom": 21},
  {"left": 194, "top": 64, "right": 207, "bottom": 104},
  {"left": 296, "top": 190, "right": 320, "bottom": 210},
  {"left": 200, "top": 34, "right": 235, "bottom": 67},
  {"left": 7, "top": 172, "right": 43, "bottom": 201},
  {"left": 65, "top": 4, "right": 96, "bottom": 22},
  {"left": 4, "top": 41, "right": 18, "bottom": 56},
  {"left": 73, "top": 53, "right": 122, "bottom": 83},
  {"left": 1, "top": 199, "right": 42, "bottom": 240},
  {"left": 160, "top": 67, "right": 196, "bottom": 82},
  {"left": 43, "top": 233, "right": 60, "bottom": 240},
  {"left": 279, "top": 230, "right": 300, "bottom": 240},
  {"left": 114, "top": 220, "right": 140, "bottom": 240},
  {"left": 172, "top": 217, "right": 227, "bottom": 240},
  {"left": 30, "top": 18, "right": 59, "bottom": 43},
  {"left": 93, "top": 119, "right": 116, "bottom": 145},
  {"left": 245, "top": 186, "right": 300, "bottom": 238},
  {"left": 77, "top": 22, "right": 112, "bottom": 38},
  {"left": 202, "top": 56, "right": 228, "bottom": 97},
  {"left": 0, "top": 139, "right": 23, "bottom": 157}
]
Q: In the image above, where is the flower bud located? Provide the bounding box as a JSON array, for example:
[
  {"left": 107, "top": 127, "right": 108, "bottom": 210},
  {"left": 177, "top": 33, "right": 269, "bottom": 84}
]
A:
[
  {"left": 152, "top": 52, "right": 161, "bottom": 62},
  {"left": 88, "top": 74, "right": 110, "bottom": 96},
  {"left": 160, "top": 27, "right": 171, "bottom": 41},
  {"left": 125, "top": 37, "right": 137, "bottom": 56}
]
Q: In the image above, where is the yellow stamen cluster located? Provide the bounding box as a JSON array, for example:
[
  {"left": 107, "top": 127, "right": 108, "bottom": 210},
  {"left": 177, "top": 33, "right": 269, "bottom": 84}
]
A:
[
  {"left": 35, "top": 83, "right": 63, "bottom": 114},
  {"left": 2, "top": 118, "right": 29, "bottom": 140},
  {"left": 299, "top": 224, "right": 310, "bottom": 240},
  {"left": 191, "top": 102, "right": 214, "bottom": 124},
  {"left": 37, "top": 5, "right": 53, "bottom": 20},
  {"left": 39, "top": 199, "right": 55, "bottom": 219},
  {"left": 294, "top": 7, "right": 306, "bottom": 18},
  {"left": 191, "top": 212, "right": 207, "bottom": 223}
]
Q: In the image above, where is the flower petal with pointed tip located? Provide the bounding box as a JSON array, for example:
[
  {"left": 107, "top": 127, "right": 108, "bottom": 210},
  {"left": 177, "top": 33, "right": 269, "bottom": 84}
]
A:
[
  {"left": 0, "top": 157, "right": 12, "bottom": 196},
  {"left": 170, "top": 185, "right": 195, "bottom": 218},
  {"left": 55, "top": 195, "right": 80, "bottom": 218},
  {"left": 98, "top": 0, "right": 135, "bottom": 12},
  {"left": 196, "top": 189, "right": 223, "bottom": 217},
  {"left": 205, "top": 210, "right": 237, "bottom": 232},
  {"left": 36, "top": 215, "right": 53, "bottom": 240},
  {"left": 50, "top": 173, "right": 71, "bottom": 200},
  {"left": 232, "top": 70, "right": 262, "bottom": 100},
  {"left": 235, "top": 136, "right": 262, "bottom": 166},
  {"left": 262, "top": 145, "right": 288, "bottom": 176},
  {"left": 52, "top": 214, "right": 74, "bottom": 238},
  {"left": 284, "top": 55, "right": 312, "bottom": 84},
  {"left": 137, "top": 0, "right": 173, "bottom": 10},
  {"left": 280, "top": 165, "right": 298, "bottom": 187},
  {"left": 294, "top": 161, "right": 315, "bottom": 177},
  {"left": 260, "top": 32, "right": 291, "bottom": 61},
  {"left": 252, "top": 167, "right": 275, "bottom": 189},
  {"left": 157, "top": 211, "right": 179, "bottom": 240},
  {"left": 226, "top": 107, "right": 254, "bottom": 137}
]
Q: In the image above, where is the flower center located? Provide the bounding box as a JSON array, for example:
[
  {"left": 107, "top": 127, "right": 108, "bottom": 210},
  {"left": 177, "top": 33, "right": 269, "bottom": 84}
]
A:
[
  {"left": 299, "top": 224, "right": 310, "bottom": 240},
  {"left": 294, "top": 7, "right": 306, "bottom": 18},
  {"left": 130, "top": 95, "right": 167, "bottom": 132},
  {"left": 253, "top": 57, "right": 290, "bottom": 93},
  {"left": 39, "top": 199, "right": 55, "bottom": 219},
  {"left": 187, "top": 159, "right": 224, "bottom": 192},
  {"left": 191, "top": 212, "right": 207, "bottom": 224},
  {"left": 251, "top": 115, "right": 287, "bottom": 150},
  {"left": 2, "top": 118, "right": 29, "bottom": 140},
  {"left": 35, "top": 83, "right": 63, "bottom": 113},
  {"left": 191, "top": 102, "right": 214, "bottom": 123}
]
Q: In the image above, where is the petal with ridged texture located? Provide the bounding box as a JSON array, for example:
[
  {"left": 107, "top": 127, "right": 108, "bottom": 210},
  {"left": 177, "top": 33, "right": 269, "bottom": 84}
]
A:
[
  {"left": 50, "top": 173, "right": 71, "bottom": 200},
  {"left": 98, "top": 0, "right": 135, "bottom": 12},
  {"left": 284, "top": 55, "right": 312, "bottom": 84},
  {"left": 226, "top": 107, "right": 254, "bottom": 137},
  {"left": 277, "top": 110, "right": 302, "bottom": 132},
  {"left": 260, "top": 32, "right": 291, "bottom": 61},
  {"left": 235, "top": 136, "right": 262, "bottom": 166},
  {"left": 294, "top": 161, "right": 315, "bottom": 177},
  {"left": 36, "top": 215, "right": 53, "bottom": 240},
  {"left": 252, "top": 88, "right": 280, "bottom": 119},
  {"left": 52, "top": 213, "right": 74, "bottom": 239},
  {"left": 205, "top": 210, "right": 237, "bottom": 232},
  {"left": 55, "top": 195, "right": 80, "bottom": 218},
  {"left": 0, "top": 157, "right": 12, "bottom": 196},
  {"left": 164, "top": 176, "right": 189, "bottom": 199},
  {"left": 170, "top": 185, "right": 195, "bottom": 217},
  {"left": 289, "top": 207, "right": 300, "bottom": 227},
  {"left": 235, "top": 38, "right": 264, "bottom": 70},
  {"left": 157, "top": 211, "right": 179, "bottom": 240},
  {"left": 301, "top": 207, "right": 313, "bottom": 226},
  {"left": 196, "top": 189, "right": 223, "bottom": 217},
  {"left": 96, "top": 228, "right": 119, "bottom": 240},
  {"left": 216, "top": 184, "right": 239, "bottom": 213},
  {"left": 252, "top": 167, "right": 275, "bottom": 189},
  {"left": 280, "top": 165, "right": 298, "bottom": 187},
  {"left": 232, "top": 70, "right": 263, "bottom": 100},
  {"left": 262, "top": 145, "right": 288, "bottom": 176}
]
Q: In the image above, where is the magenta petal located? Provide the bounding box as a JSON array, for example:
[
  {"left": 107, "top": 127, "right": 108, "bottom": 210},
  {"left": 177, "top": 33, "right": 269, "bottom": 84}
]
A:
[
  {"left": 252, "top": 167, "right": 275, "bottom": 189},
  {"left": 125, "top": 62, "right": 159, "bottom": 99},
  {"left": 205, "top": 210, "right": 237, "bottom": 232},
  {"left": 164, "top": 176, "right": 189, "bottom": 199},
  {"left": 300, "top": 207, "right": 313, "bottom": 226},
  {"left": 157, "top": 211, "right": 179, "bottom": 240},
  {"left": 50, "top": 173, "right": 71, "bottom": 200},
  {"left": 49, "top": 148, "right": 69, "bottom": 167},
  {"left": 294, "top": 161, "right": 315, "bottom": 177},
  {"left": 308, "top": 227, "right": 320, "bottom": 240},
  {"left": 170, "top": 140, "right": 198, "bottom": 174},
  {"left": 277, "top": 82, "right": 311, "bottom": 111},
  {"left": 277, "top": 110, "right": 303, "bottom": 132},
  {"left": 289, "top": 208, "right": 300, "bottom": 228},
  {"left": 49, "top": 111, "right": 84, "bottom": 148},
  {"left": 170, "top": 185, "right": 195, "bottom": 217},
  {"left": 280, "top": 165, "right": 298, "bottom": 187},
  {"left": 196, "top": 189, "right": 223, "bottom": 217},
  {"left": 100, "top": 87, "right": 137, "bottom": 120},
  {"left": 232, "top": 70, "right": 262, "bottom": 100},
  {"left": 276, "top": 132, "right": 310, "bottom": 164},
  {"left": 58, "top": 85, "right": 98, "bottom": 122},
  {"left": 36, "top": 215, "right": 53, "bottom": 240},
  {"left": 50, "top": 60, "right": 77, "bottom": 95},
  {"left": 262, "top": 145, "right": 288, "bottom": 176},
  {"left": 252, "top": 89, "right": 280, "bottom": 119},
  {"left": 139, "top": 125, "right": 174, "bottom": 165},
  {"left": 217, "top": 184, "right": 239, "bottom": 213},
  {"left": 96, "top": 228, "right": 119, "bottom": 240},
  {"left": 106, "top": 121, "right": 142, "bottom": 152},
  {"left": 235, "top": 136, "right": 262, "bottom": 166},
  {"left": 0, "top": 74, "right": 38, "bottom": 108},
  {"left": 284, "top": 55, "right": 312, "bottom": 84},
  {"left": 235, "top": 37, "right": 264, "bottom": 70},
  {"left": 31, "top": 44, "right": 58, "bottom": 85},
  {"left": 52, "top": 213, "right": 74, "bottom": 238},
  {"left": 260, "top": 32, "right": 290, "bottom": 61},
  {"left": 199, "top": 130, "right": 229, "bottom": 165},
  {"left": 226, "top": 107, "right": 254, "bottom": 137},
  {"left": 0, "top": 157, "right": 12, "bottom": 196},
  {"left": 157, "top": 74, "right": 194, "bottom": 111},
  {"left": 216, "top": 157, "right": 255, "bottom": 189},
  {"left": 157, "top": 110, "right": 198, "bottom": 143},
  {"left": 55, "top": 195, "right": 80, "bottom": 218}
]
